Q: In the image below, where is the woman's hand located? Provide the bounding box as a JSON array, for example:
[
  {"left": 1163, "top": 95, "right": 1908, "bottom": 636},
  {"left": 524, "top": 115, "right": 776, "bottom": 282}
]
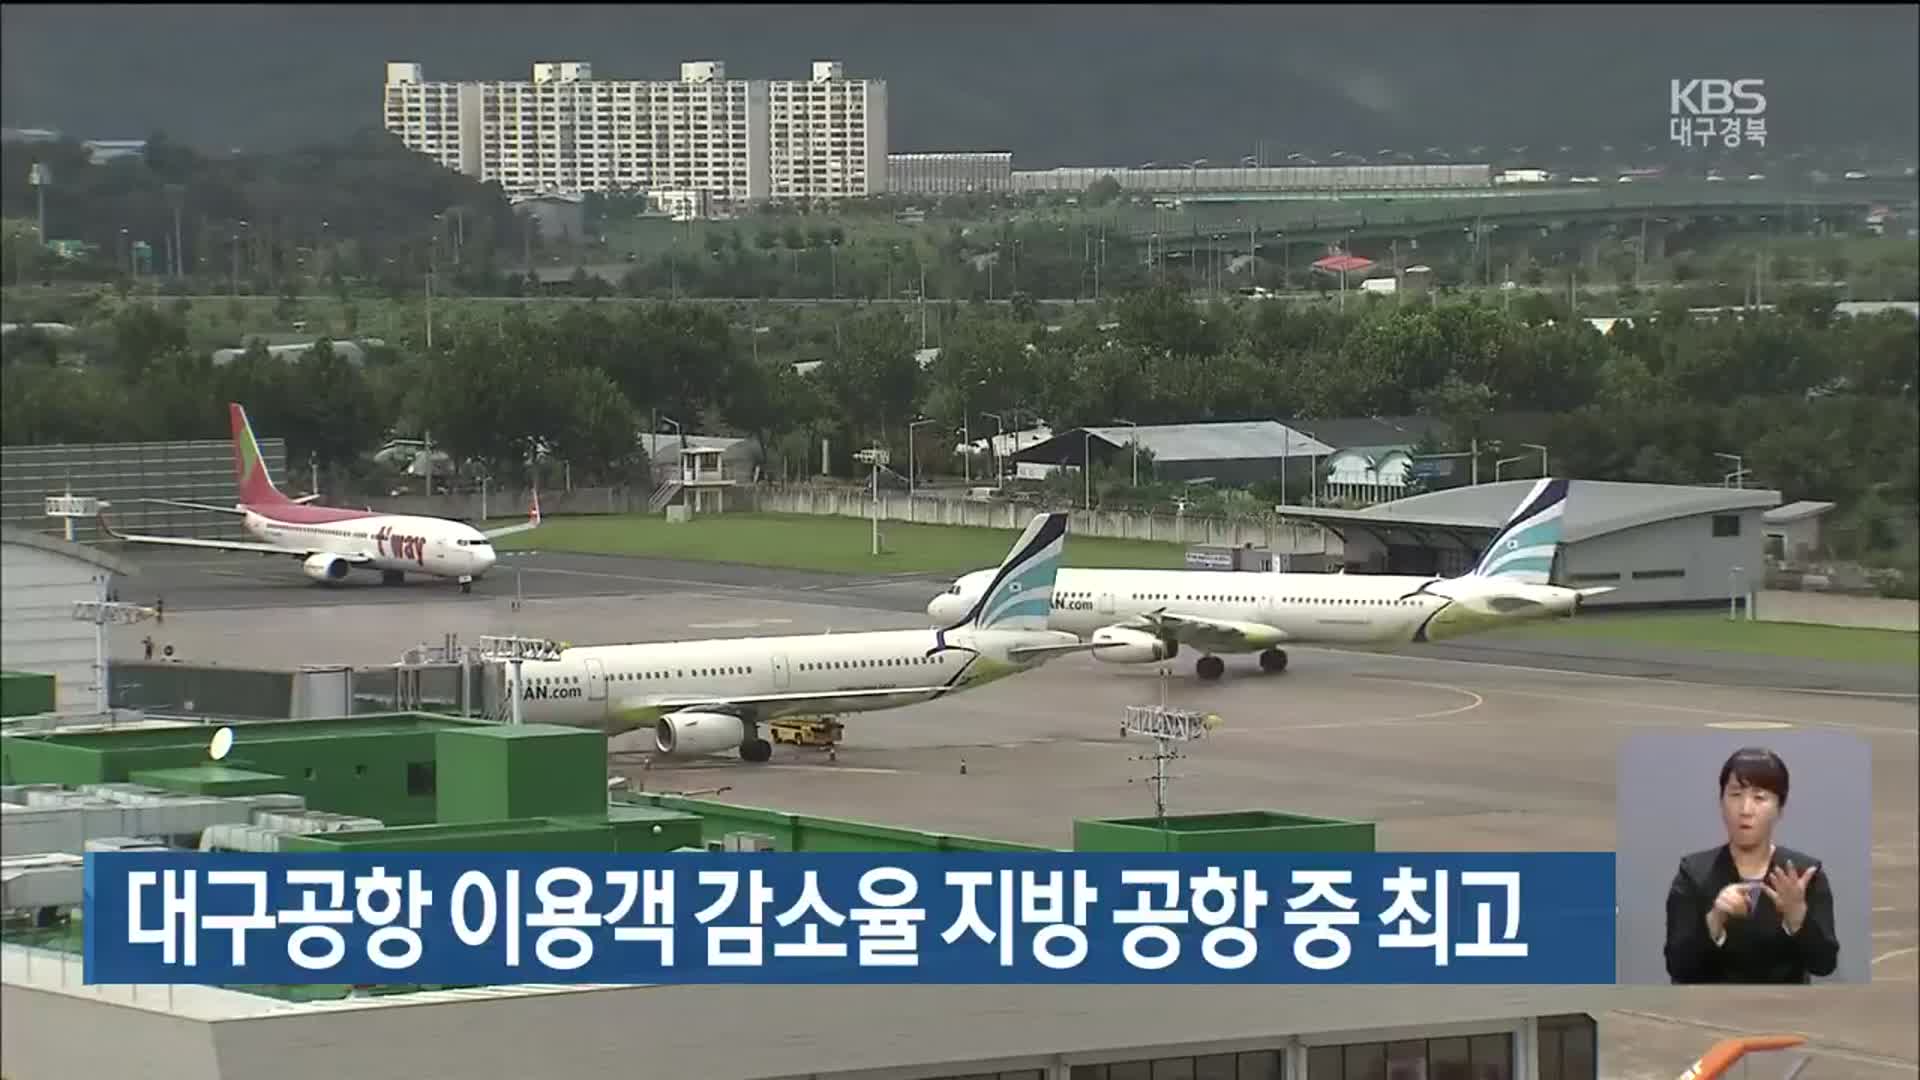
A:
[
  {"left": 1763, "top": 862, "right": 1819, "bottom": 933},
  {"left": 1707, "top": 882, "right": 1751, "bottom": 939}
]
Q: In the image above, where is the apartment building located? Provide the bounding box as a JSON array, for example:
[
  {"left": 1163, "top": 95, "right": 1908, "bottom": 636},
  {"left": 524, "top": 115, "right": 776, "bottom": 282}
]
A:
[
  {"left": 381, "top": 59, "right": 885, "bottom": 204},
  {"left": 767, "top": 60, "right": 889, "bottom": 200}
]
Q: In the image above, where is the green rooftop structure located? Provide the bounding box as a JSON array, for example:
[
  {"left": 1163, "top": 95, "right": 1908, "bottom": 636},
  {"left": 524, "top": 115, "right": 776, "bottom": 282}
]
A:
[
  {"left": 1074, "top": 810, "right": 1377, "bottom": 853},
  {"left": 1, "top": 670, "right": 57, "bottom": 718}
]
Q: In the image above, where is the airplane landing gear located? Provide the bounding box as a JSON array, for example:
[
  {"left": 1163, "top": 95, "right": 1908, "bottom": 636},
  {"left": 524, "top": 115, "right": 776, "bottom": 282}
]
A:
[
  {"left": 738, "top": 737, "right": 773, "bottom": 764},
  {"left": 1195, "top": 655, "right": 1226, "bottom": 681},
  {"left": 458, "top": 575, "right": 473, "bottom": 594},
  {"left": 1258, "top": 648, "right": 1289, "bottom": 674}
]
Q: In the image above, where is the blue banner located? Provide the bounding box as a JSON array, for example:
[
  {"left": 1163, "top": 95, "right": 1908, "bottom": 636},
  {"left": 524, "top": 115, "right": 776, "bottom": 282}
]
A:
[{"left": 84, "top": 852, "right": 1616, "bottom": 985}]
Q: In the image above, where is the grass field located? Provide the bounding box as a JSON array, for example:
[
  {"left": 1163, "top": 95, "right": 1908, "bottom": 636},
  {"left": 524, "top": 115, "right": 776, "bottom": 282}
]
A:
[
  {"left": 497, "top": 512, "right": 1188, "bottom": 575},
  {"left": 1486, "top": 612, "right": 1920, "bottom": 665}
]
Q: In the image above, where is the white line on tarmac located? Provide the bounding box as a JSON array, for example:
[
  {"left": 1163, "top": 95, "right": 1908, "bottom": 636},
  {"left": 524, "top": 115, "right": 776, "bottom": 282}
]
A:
[
  {"left": 1398, "top": 680, "right": 1915, "bottom": 735},
  {"left": 1220, "top": 676, "right": 1487, "bottom": 735},
  {"left": 1295, "top": 643, "right": 1920, "bottom": 700}
]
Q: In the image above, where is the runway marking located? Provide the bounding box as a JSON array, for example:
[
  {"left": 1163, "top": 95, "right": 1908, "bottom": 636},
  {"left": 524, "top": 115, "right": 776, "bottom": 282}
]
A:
[
  {"left": 1707, "top": 720, "right": 1797, "bottom": 730},
  {"left": 1461, "top": 683, "right": 1914, "bottom": 734},
  {"left": 1221, "top": 676, "right": 1486, "bottom": 735},
  {"left": 687, "top": 619, "right": 796, "bottom": 630},
  {"left": 1294, "top": 644, "right": 1920, "bottom": 700},
  {"left": 1872, "top": 945, "right": 1916, "bottom": 966}
]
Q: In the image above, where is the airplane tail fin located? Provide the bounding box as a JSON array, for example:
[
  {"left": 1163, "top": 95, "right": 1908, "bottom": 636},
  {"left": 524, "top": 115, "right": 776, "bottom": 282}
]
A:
[
  {"left": 229, "top": 402, "right": 288, "bottom": 507},
  {"left": 1464, "top": 477, "right": 1569, "bottom": 586},
  {"left": 947, "top": 511, "right": 1067, "bottom": 632}
]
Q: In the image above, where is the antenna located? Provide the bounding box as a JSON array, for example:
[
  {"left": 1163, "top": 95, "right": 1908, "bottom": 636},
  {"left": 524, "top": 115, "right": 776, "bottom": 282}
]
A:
[{"left": 1119, "top": 668, "right": 1223, "bottom": 841}]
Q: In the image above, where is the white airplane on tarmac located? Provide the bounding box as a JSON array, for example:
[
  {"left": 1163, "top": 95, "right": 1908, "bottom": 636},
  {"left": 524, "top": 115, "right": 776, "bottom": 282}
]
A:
[
  {"left": 96, "top": 403, "right": 539, "bottom": 593},
  {"left": 926, "top": 477, "right": 1612, "bottom": 680},
  {"left": 503, "top": 511, "right": 1094, "bottom": 762}
]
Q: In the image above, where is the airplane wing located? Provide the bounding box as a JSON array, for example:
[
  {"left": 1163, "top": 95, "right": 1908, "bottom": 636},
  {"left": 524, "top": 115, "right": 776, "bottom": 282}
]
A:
[
  {"left": 1008, "top": 640, "right": 1110, "bottom": 661},
  {"left": 95, "top": 513, "right": 369, "bottom": 562},
  {"left": 616, "top": 685, "right": 960, "bottom": 717},
  {"left": 482, "top": 490, "right": 542, "bottom": 540},
  {"left": 133, "top": 497, "right": 248, "bottom": 516},
  {"left": 1119, "top": 609, "right": 1288, "bottom": 652}
]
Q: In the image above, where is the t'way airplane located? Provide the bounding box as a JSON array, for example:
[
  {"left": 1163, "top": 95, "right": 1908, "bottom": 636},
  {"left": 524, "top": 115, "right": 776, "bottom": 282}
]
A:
[
  {"left": 96, "top": 403, "right": 539, "bottom": 593},
  {"left": 926, "top": 477, "right": 1612, "bottom": 680},
  {"left": 506, "top": 511, "right": 1091, "bottom": 762}
]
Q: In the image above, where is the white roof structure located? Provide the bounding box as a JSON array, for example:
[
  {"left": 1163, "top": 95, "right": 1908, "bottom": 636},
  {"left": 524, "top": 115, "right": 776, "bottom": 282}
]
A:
[
  {"left": 1763, "top": 500, "right": 1837, "bottom": 525},
  {"left": 1079, "top": 421, "right": 1335, "bottom": 462},
  {"left": 1278, "top": 479, "right": 1782, "bottom": 544}
]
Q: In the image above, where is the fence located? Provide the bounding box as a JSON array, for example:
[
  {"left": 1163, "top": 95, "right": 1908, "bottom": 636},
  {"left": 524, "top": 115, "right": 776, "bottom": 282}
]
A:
[{"left": 354, "top": 484, "right": 1342, "bottom": 556}]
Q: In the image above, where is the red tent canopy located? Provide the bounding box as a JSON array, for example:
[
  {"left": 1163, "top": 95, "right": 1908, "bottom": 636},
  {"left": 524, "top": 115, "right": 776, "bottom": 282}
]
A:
[{"left": 1312, "top": 253, "right": 1374, "bottom": 274}]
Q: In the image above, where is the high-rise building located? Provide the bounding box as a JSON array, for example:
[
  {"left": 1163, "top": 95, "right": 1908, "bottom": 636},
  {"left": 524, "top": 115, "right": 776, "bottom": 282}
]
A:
[
  {"left": 767, "top": 61, "right": 889, "bottom": 200},
  {"left": 381, "top": 60, "right": 886, "bottom": 205}
]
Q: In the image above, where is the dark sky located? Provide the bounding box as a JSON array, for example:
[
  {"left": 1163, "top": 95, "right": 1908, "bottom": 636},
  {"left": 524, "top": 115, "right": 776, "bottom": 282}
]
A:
[{"left": 4, "top": 4, "right": 1915, "bottom": 164}]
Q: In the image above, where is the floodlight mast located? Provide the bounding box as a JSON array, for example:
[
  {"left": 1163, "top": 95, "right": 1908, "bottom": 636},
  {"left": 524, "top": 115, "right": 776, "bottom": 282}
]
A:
[
  {"left": 477, "top": 634, "right": 564, "bottom": 725},
  {"left": 71, "top": 586, "right": 157, "bottom": 716},
  {"left": 1119, "top": 669, "right": 1221, "bottom": 840}
]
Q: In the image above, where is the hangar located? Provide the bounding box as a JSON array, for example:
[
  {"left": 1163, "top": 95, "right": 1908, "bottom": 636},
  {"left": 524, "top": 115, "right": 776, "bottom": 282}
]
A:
[
  {"left": 1275, "top": 479, "right": 1782, "bottom": 608},
  {"left": 0, "top": 525, "right": 138, "bottom": 713},
  {"left": 1009, "top": 421, "right": 1335, "bottom": 488}
]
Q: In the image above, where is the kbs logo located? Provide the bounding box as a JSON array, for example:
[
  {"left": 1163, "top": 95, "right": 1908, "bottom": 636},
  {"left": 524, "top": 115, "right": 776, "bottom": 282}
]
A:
[
  {"left": 1669, "top": 78, "right": 1767, "bottom": 117},
  {"left": 375, "top": 525, "right": 428, "bottom": 566},
  {"left": 1669, "top": 78, "right": 1767, "bottom": 150}
]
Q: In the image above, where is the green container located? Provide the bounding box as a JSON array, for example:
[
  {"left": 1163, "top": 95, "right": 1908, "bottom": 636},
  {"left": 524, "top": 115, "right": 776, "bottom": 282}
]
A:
[
  {"left": 1073, "top": 810, "right": 1376, "bottom": 853},
  {"left": 0, "top": 671, "right": 56, "bottom": 718},
  {"left": 130, "top": 766, "right": 290, "bottom": 797},
  {"left": 281, "top": 818, "right": 618, "bottom": 854},
  {"left": 1, "top": 714, "right": 490, "bottom": 824},
  {"left": 602, "top": 804, "right": 706, "bottom": 853},
  {"left": 434, "top": 725, "right": 607, "bottom": 824},
  {"left": 621, "top": 794, "right": 1056, "bottom": 853}
]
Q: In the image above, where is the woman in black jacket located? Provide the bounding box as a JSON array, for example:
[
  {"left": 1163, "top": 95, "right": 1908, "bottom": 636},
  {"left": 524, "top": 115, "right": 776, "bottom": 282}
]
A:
[{"left": 1664, "top": 746, "right": 1840, "bottom": 984}]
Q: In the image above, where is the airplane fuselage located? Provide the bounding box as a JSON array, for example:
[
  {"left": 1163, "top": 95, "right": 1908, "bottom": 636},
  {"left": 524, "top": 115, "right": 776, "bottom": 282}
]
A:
[
  {"left": 1047, "top": 568, "right": 1450, "bottom": 645},
  {"left": 506, "top": 625, "right": 1075, "bottom": 736},
  {"left": 242, "top": 504, "right": 497, "bottom": 582},
  {"left": 934, "top": 567, "right": 1578, "bottom": 652}
]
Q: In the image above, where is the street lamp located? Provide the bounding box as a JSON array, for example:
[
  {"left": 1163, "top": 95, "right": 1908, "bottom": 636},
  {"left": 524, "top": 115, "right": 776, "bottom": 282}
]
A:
[
  {"left": 983, "top": 411, "right": 1006, "bottom": 484},
  {"left": 1495, "top": 455, "right": 1525, "bottom": 482},
  {"left": 1112, "top": 418, "right": 1140, "bottom": 486},
  {"left": 908, "top": 417, "right": 936, "bottom": 520},
  {"left": 1522, "top": 442, "right": 1550, "bottom": 477},
  {"left": 1083, "top": 428, "right": 1096, "bottom": 510},
  {"left": 1714, "top": 452, "right": 1749, "bottom": 489}
]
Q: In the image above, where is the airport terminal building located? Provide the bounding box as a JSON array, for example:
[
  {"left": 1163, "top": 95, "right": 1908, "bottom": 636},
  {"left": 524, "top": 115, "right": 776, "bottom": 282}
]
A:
[{"left": 1276, "top": 480, "right": 1783, "bottom": 607}]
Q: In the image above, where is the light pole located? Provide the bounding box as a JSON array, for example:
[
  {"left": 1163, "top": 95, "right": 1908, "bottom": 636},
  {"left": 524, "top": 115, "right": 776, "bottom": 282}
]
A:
[
  {"left": 72, "top": 586, "right": 157, "bottom": 717},
  {"left": 1083, "top": 429, "right": 1096, "bottom": 511},
  {"left": 1112, "top": 418, "right": 1139, "bottom": 486},
  {"left": 1495, "top": 455, "right": 1525, "bottom": 482},
  {"left": 983, "top": 411, "right": 1006, "bottom": 485},
  {"left": 1522, "top": 442, "right": 1549, "bottom": 477},
  {"left": 1715, "top": 452, "right": 1749, "bottom": 489},
  {"left": 908, "top": 417, "right": 935, "bottom": 521}
]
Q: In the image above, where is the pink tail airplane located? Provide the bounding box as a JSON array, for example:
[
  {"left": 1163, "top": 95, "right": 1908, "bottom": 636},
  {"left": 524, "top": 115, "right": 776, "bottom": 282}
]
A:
[{"left": 97, "top": 403, "right": 540, "bottom": 593}]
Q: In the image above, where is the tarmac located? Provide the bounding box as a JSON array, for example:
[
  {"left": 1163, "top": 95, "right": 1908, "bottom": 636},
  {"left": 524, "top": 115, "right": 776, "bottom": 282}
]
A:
[{"left": 103, "top": 548, "right": 1920, "bottom": 1080}]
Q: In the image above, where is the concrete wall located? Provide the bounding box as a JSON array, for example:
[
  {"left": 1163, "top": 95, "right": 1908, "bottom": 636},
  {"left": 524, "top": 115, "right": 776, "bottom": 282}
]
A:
[
  {"left": 750, "top": 488, "right": 1338, "bottom": 554},
  {"left": 1756, "top": 589, "right": 1920, "bottom": 631},
  {"left": 1559, "top": 508, "right": 1767, "bottom": 606}
]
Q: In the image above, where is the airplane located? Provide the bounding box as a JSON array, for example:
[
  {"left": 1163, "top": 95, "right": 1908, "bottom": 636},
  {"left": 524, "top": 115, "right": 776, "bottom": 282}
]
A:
[
  {"left": 926, "top": 477, "right": 1612, "bottom": 681},
  {"left": 503, "top": 511, "right": 1093, "bottom": 762},
  {"left": 95, "top": 402, "right": 540, "bottom": 593}
]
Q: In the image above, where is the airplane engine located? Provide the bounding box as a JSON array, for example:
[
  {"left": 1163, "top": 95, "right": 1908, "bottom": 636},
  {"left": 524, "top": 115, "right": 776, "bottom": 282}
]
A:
[
  {"left": 1090, "top": 626, "right": 1175, "bottom": 664},
  {"left": 653, "top": 711, "right": 747, "bottom": 758},
  {"left": 301, "top": 553, "right": 351, "bottom": 583}
]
